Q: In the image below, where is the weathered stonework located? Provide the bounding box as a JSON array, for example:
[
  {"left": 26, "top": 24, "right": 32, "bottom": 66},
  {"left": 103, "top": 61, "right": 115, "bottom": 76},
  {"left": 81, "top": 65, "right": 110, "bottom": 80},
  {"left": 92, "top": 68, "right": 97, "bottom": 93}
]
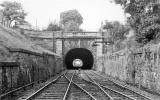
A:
[
  {"left": 0, "top": 25, "right": 62, "bottom": 95},
  {"left": 0, "top": 50, "right": 62, "bottom": 94},
  {"left": 98, "top": 44, "right": 160, "bottom": 94},
  {"left": 22, "top": 30, "right": 103, "bottom": 70}
]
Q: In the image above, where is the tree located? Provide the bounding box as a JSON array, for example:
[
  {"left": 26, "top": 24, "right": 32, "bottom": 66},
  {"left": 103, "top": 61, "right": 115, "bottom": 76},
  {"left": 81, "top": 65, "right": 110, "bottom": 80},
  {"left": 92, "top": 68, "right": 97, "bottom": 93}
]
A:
[
  {"left": 0, "top": 1, "right": 27, "bottom": 27},
  {"left": 113, "top": 0, "right": 160, "bottom": 44},
  {"left": 102, "top": 20, "right": 129, "bottom": 43},
  {"left": 45, "top": 22, "right": 61, "bottom": 31},
  {"left": 102, "top": 20, "right": 129, "bottom": 51},
  {"left": 60, "top": 9, "right": 83, "bottom": 31}
]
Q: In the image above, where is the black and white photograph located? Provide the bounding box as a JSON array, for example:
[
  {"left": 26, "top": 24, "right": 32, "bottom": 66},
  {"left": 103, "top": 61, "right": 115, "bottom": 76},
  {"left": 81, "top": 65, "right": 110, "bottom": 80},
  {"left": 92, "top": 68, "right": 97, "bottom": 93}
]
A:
[{"left": 0, "top": 0, "right": 160, "bottom": 100}]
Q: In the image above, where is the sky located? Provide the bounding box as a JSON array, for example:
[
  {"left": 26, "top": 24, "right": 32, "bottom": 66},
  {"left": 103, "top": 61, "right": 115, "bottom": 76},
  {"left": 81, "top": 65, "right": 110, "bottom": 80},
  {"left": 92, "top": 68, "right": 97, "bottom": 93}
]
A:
[{"left": 0, "top": 0, "right": 126, "bottom": 31}]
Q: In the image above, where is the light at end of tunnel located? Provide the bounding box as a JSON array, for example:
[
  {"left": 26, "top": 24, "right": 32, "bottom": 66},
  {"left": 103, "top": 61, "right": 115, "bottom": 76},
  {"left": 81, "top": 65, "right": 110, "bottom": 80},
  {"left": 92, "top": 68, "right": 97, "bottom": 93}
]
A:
[{"left": 72, "top": 59, "right": 83, "bottom": 67}]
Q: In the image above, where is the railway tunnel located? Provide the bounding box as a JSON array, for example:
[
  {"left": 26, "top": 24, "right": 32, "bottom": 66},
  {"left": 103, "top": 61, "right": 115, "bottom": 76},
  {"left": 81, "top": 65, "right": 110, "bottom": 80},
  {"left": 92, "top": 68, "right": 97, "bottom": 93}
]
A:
[{"left": 64, "top": 48, "right": 94, "bottom": 69}]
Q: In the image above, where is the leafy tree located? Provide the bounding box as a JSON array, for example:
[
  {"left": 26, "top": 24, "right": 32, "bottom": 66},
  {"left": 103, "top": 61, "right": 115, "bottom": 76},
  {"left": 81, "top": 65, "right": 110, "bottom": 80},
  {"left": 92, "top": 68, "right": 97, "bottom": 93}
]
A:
[
  {"left": 113, "top": 0, "right": 160, "bottom": 44},
  {"left": 102, "top": 20, "right": 129, "bottom": 43},
  {"left": 0, "top": 1, "right": 27, "bottom": 27},
  {"left": 60, "top": 9, "right": 83, "bottom": 31},
  {"left": 102, "top": 20, "right": 129, "bottom": 51},
  {"left": 45, "top": 22, "right": 61, "bottom": 31}
]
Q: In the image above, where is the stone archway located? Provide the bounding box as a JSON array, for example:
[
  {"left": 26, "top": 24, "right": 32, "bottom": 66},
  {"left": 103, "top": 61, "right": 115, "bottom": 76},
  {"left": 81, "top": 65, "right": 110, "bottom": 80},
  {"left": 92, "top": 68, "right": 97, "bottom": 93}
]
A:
[
  {"left": 63, "top": 38, "right": 97, "bottom": 69},
  {"left": 64, "top": 48, "right": 94, "bottom": 69}
]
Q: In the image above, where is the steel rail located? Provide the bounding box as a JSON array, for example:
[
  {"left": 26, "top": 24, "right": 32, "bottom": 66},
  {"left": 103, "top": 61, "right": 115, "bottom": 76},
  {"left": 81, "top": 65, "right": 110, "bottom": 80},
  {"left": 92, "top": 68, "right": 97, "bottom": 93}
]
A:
[
  {"left": 24, "top": 71, "right": 67, "bottom": 100},
  {"left": 90, "top": 70, "right": 152, "bottom": 100},
  {"left": 0, "top": 82, "right": 34, "bottom": 99},
  {"left": 64, "top": 71, "right": 97, "bottom": 100},
  {"left": 62, "top": 71, "right": 75, "bottom": 100},
  {"left": 81, "top": 71, "right": 114, "bottom": 100},
  {"left": 84, "top": 71, "right": 136, "bottom": 100},
  {"left": 0, "top": 72, "right": 49, "bottom": 99}
]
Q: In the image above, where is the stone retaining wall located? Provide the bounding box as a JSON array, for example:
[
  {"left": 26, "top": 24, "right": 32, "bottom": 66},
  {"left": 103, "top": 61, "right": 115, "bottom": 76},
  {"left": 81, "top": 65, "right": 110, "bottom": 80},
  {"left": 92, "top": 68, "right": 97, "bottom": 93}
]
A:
[
  {"left": 98, "top": 44, "right": 160, "bottom": 94},
  {"left": 0, "top": 48, "right": 63, "bottom": 94}
]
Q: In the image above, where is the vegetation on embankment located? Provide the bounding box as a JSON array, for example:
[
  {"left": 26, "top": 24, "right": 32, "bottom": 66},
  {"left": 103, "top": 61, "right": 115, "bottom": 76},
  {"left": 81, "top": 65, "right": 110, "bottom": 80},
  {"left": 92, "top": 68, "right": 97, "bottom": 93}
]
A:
[{"left": 0, "top": 24, "right": 63, "bottom": 95}]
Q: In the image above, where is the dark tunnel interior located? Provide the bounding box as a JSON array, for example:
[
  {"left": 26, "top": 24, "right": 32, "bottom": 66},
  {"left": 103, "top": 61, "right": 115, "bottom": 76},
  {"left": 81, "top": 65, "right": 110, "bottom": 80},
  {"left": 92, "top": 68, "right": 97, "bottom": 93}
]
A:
[{"left": 64, "top": 48, "right": 94, "bottom": 69}]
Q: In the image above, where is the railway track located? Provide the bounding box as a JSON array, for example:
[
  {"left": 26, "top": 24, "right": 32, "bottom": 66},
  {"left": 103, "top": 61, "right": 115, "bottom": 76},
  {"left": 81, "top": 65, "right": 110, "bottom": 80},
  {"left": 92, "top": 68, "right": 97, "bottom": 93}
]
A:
[
  {"left": 71, "top": 70, "right": 113, "bottom": 100},
  {"left": 84, "top": 70, "right": 152, "bottom": 100},
  {"left": 22, "top": 70, "right": 99, "bottom": 100},
  {"left": 19, "top": 70, "right": 153, "bottom": 100},
  {"left": 64, "top": 70, "right": 94, "bottom": 100},
  {"left": 22, "top": 71, "right": 72, "bottom": 100}
]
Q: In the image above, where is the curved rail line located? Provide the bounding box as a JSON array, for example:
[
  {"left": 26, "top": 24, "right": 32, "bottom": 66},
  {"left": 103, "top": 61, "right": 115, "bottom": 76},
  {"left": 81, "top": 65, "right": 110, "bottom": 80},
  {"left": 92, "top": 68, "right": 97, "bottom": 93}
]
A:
[
  {"left": 62, "top": 70, "right": 75, "bottom": 100},
  {"left": 83, "top": 70, "right": 135, "bottom": 100},
  {"left": 87, "top": 70, "right": 152, "bottom": 100},
  {"left": 64, "top": 70, "right": 97, "bottom": 100},
  {"left": 72, "top": 71, "right": 114, "bottom": 100},
  {"left": 20, "top": 70, "right": 152, "bottom": 100},
  {"left": 23, "top": 70, "right": 97, "bottom": 100},
  {"left": 24, "top": 71, "right": 70, "bottom": 100}
]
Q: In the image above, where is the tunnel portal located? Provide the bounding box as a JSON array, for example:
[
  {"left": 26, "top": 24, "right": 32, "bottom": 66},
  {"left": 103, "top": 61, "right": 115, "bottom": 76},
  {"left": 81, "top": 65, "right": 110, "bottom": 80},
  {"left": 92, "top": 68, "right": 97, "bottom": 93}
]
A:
[{"left": 64, "top": 48, "right": 94, "bottom": 69}]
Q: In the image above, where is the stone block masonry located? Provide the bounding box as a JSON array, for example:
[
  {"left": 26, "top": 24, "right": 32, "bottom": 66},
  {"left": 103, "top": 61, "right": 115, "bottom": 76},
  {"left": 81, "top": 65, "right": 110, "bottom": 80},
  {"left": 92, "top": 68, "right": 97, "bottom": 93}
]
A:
[
  {"left": 0, "top": 24, "right": 63, "bottom": 95},
  {"left": 0, "top": 48, "right": 63, "bottom": 94},
  {"left": 98, "top": 44, "right": 160, "bottom": 94}
]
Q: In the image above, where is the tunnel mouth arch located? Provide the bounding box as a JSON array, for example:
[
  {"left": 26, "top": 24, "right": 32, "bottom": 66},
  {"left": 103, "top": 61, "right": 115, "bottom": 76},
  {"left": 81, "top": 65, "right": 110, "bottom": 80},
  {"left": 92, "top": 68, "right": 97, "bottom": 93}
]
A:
[{"left": 64, "top": 48, "right": 94, "bottom": 69}]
